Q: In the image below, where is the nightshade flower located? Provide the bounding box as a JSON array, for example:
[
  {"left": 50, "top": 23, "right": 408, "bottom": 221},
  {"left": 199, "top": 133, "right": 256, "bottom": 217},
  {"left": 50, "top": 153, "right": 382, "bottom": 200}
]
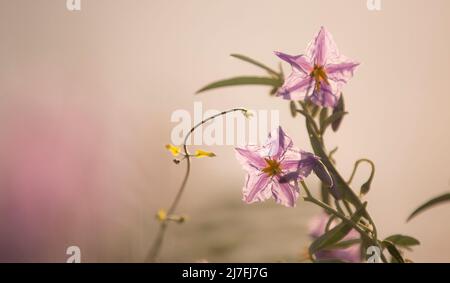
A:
[
  {"left": 275, "top": 27, "right": 359, "bottom": 108},
  {"left": 235, "top": 126, "right": 319, "bottom": 207},
  {"left": 309, "top": 213, "right": 361, "bottom": 263}
]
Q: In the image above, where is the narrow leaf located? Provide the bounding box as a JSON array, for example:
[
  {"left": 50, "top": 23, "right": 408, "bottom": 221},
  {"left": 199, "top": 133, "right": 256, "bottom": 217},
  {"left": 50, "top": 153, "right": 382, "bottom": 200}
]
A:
[
  {"left": 310, "top": 104, "right": 320, "bottom": 118},
  {"left": 319, "top": 107, "right": 329, "bottom": 128},
  {"left": 309, "top": 203, "right": 367, "bottom": 255},
  {"left": 289, "top": 101, "right": 297, "bottom": 117},
  {"left": 407, "top": 193, "right": 450, "bottom": 221},
  {"left": 269, "top": 86, "right": 278, "bottom": 96},
  {"left": 320, "top": 111, "right": 348, "bottom": 134},
  {"left": 384, "top": 235, "right": 420, "bottom": 248},
  {"left": 382, "top": 240, "right": 405, "bottom": 263},
  {"left": 332, "top": 95, "right": 345, "bottom": 131},
  {"left": 321, "top": 182, "right": 331, "bottom": 206},
  {"left": 196, "top": 76, "right": 281, "bottom": 94},
  {"left": 230, "top": 54, "right": 280, "bottom": 77}
]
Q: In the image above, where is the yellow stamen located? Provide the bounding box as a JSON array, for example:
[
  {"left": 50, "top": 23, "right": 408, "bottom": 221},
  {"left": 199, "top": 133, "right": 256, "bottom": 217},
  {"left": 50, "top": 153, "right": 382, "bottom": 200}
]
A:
[
  {"left": 310, "top": 65, "right": 329, "bottom": 91},
  {"left": 262, "top": 158, "right": 282, "bottom": 177}
]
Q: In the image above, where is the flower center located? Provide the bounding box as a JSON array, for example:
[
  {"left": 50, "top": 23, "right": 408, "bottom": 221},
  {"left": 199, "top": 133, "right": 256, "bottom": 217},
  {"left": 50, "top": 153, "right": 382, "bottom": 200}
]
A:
[
  {"left": 262, "top": 158, "right": 282, "bottom": 177},
  {"left": 310, "top": 65, "right": 329, "bottom": 91}
]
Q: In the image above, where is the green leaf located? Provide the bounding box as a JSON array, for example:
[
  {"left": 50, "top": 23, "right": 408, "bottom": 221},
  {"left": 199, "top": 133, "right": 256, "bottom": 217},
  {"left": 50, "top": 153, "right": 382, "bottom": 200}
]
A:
[
  {"left": 319, "top": 107, "right": 329, "bottom": 128},
  {"left": 321, "top": 182, "right": 331, "bottom": 206},
  {"left": 269, "top": 86, "right": 278, "bottom": 96},
  {"left": 310, "top": 104, "right": 320, "bottom": 118},
  {"left": 407, "top": 192, "right": 450, "bottom": 221},
  {"left": 309, "top": 203, "right": 367, "bottom": 255},
  {"left": 230, "top": 54, "right": 280, "bottom": 77},
  {"left": 384, "top": 235, "right": 420, "bottom": 248},
  {"left": 196, "top": 76, "right": 282, "bottom": 94},
  {"left": 320, "top": 111, "right": 348, "bottom": 134},
  {"left": 332, "top": 95, "right": 345, "bottom": 132},
  {"left": 382, "top": 240, "right": 405, "bottom": 263},
  {"left": 289, "top": 101, "right": 297, "bottom": 118}
]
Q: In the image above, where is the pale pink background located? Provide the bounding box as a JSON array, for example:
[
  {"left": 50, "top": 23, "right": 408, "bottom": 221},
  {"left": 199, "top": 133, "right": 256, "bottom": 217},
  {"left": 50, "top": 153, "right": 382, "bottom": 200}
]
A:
[{"left": 0, "top": 0, "right": 449, "bottom": 262}]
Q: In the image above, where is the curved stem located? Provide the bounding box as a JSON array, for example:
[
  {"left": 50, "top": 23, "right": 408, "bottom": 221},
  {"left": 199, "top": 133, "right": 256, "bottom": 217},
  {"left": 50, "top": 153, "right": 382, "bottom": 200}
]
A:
[
  {"left": 348, "top": 159, "right": 375, "bottom": 185},
  {"left": 347, "top": 159, "right": 378, "bottom": 239},
  {"left": 146, "top": 108, "right": 248, "bottom": 262}
]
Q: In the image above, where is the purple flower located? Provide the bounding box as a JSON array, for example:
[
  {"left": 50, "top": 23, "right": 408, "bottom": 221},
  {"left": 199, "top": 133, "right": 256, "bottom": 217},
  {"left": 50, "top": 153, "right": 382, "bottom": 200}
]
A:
[
  {"left": 309, "top": 213, "right": 361, "bottom": 263},
  {"left": 235, "top": 127, "right": 317, "bottom": 207},
  {"left": 275, "top": 27, "right": 359, "bottom": 108}
]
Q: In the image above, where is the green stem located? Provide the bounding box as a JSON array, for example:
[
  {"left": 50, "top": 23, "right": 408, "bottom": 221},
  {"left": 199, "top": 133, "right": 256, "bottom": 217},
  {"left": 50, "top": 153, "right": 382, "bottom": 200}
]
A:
[
  {"left": 301, "top": 182, "right": 367, "bottom": 238},
  {"left": 297, "top": 105, "right": 387, "bottom": 262},
  {"left": 300, "top": 181, "right": 387, "bottom": 263},
  {"left": 348, "top": 159, "right": 375, "bottom": 185},
  {"left": 342, "top": 200, "right": 354, "bottom": 216},
  {"left": 146, "top": 108, "right": 248, "bottom": 262}
]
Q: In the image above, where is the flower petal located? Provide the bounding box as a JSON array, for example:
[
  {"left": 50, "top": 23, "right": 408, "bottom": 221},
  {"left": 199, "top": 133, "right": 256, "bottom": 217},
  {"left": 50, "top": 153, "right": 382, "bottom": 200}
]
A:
[
  {"left": 264, "top": 126, "right": 293, "bottom": 160},
  {"left": 279, "top": 150, "right": 319, "bottom": 183},
  {"left": 272, "top": 180, "right": 299, "bottom": 207},
  {"left": 306, "top": 27, "right": 340, "bottom": 66},
  {"left": 235, "top": 146, "right": 266, "bottom": 172},
  {"left": 242, "top": 174, "right": 272, "bottom": 204},
  {"left": 326, "top": 61, "right": 359, "bottom": 84},
  {"left": 315, "top": 246, "right": 361, "bottom": 263},
  {"left": 280, "top": 148, "right": 302, "bottom": 171},
  {"left": 310, "top": 82, "right": 340, "bottom": 108},
  {"left": 278, "top": 74, "right": 313, "bottom": 101},
  {"left": 298, "top": 151, "right": 321, "bottom": 176},
  {"left": 308, "top": 213, "right": 361, "bottom": 263},
  {"left": 308, "top": 213, "right": 336, "bottom": 238},
  {"left": 274, "top": 51, "right": 313, "bottom": 74}
]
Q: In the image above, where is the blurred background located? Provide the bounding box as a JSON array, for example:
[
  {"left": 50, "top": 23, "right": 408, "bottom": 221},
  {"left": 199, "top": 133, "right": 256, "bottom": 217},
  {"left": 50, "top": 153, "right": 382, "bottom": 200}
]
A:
[{"left": 0, "top": 0, "right": 449, "bottom": 262}]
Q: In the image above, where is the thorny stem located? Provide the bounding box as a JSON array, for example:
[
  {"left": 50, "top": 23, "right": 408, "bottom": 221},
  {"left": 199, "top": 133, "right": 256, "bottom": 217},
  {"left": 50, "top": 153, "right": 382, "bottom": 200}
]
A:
[{"left": 146, "top": 108, "right": 248, "bottom": 262}]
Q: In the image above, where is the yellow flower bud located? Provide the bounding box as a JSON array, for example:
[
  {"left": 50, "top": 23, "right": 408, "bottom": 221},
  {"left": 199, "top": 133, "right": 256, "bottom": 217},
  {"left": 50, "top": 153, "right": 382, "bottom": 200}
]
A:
[
  {"left": 243, "top": 110, "right": 254, "bottom": 119},
  {"left": 156, "top": 209, "right": 167, "bottom": 222},
  {"left": 165, "top": 144, "right": 181, "bottom": 157},
  {"left": 194, "top": 150, "right": 216, "bottom": 158}
]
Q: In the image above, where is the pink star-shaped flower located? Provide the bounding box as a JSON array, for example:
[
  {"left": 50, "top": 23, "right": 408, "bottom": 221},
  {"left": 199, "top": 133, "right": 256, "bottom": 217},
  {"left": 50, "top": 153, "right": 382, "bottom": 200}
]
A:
[{"left": 275, "top": 27, "right": 359, "bottom": 108}]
